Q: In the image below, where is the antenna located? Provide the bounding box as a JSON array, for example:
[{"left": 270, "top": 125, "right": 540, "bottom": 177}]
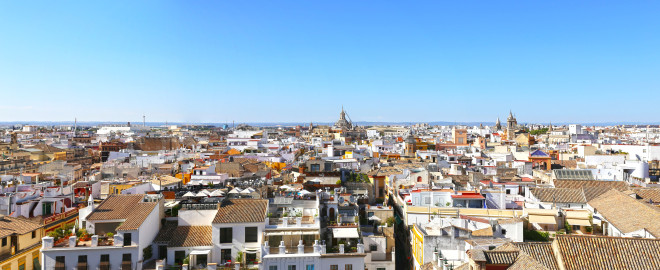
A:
[
  {"left": 74, "top": 117, "right": 77, "bottom": 137},
  {"left": 143, "top": 114, "right": 146, "bottom": 127}
]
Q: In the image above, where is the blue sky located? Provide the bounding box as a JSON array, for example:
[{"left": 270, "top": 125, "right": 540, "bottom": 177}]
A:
[{"left": 1, "top": 1, "right": 659, "bottom": 124}]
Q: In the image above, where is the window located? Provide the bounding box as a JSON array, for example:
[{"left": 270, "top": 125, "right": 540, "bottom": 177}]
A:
[
  {"left": 501, "top": 229, "right": 507, "bottom": 235},
  {"left": 78, "top": 255, "right": 87, "bottom": 263},
  {"left": 175, "top": 251, "right": 186, "bottom": 264},
  {"left": 417, "top": 176, "right": 422, "bottom": 182},
  {"left": 370, "top": 244, "right": 378, "bottom": 251},
  {"left": 123, "top": 233, "right": 132, "bottom": 246},
  {"left": 1, "top": 237, "right": 5, "bottom": 246},
  {"left": 220, "top": 228, "right": 233, "bottom": 243},
  {"left": 221, "top": 249, "right": 231, "bottom": 263},
  {"left": 330, "top": 266, "right": 338, "bottom": 270},
  {"left": 306, "top": 265, "right": 314, "bottom": 270},
  {"left": 505, "top": 189, "right": 511, "bottom": 194},
  {"left": 122, "top": 253, "right": 131, "bottom": 262},
  {"left": 32, "top": 231, "right": 36, "bottom": 239},
  {"left": 101, "top": 254, "right": 110, "bottom": 262},
  {"left": 288, "top": 266, "right": 296, "bottom": 270},
  {"left": 55, "top": 256, "right": 65, "bottom": 270},
  {"left": 245, "top": 227, "right": 258, "bottom": 243},
  {"left": 345, "top": 265, "right": 352, "bottom": 270},
  {"left": 269, "top": 267, "right": 278, "bottom": 270}
]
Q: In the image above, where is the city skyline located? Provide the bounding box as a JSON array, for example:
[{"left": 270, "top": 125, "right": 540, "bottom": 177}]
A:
[{"left": 2, "top": 1, "right": 660, "bottom": 123}]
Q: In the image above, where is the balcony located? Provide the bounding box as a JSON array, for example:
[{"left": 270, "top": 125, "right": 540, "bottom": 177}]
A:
[
  {"left": 121, "top": 261, "right": 132, "bottom": 270},
  {"left": 266, "top": 216, "right": 319, "bottom": 228},
  {"left": 268, "top": 246, "right": 315, "bottom": 254},
  {"left": 76, "top": 262, "right": 88, "bottom": 270}
]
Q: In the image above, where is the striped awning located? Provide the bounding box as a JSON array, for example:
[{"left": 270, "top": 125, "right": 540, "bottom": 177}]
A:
[
  {"left": 528, "top": 215, "right": 556, "bottom": 225},
  {"left": 566, "top": 218, "right": 591, "bottom": 226}
]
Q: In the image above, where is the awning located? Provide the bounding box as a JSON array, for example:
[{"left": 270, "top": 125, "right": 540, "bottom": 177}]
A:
[
  {"left": 566, "top": 218, "right": 591, "bottom": 226},
  {"left": 190, "top": 250, "right": 211, "bottom": 255},
  {"left": 332, "top": 228, "right": 360, "bottom": 238},
  {"left": 245, "top": 248, "right": 259, "bottom": 254},
  {"left": 266, "top": 230, "right": 319, "bottom": 236},
  {"left": 528, "top": 215, "right": 556, "bottom": 225}
]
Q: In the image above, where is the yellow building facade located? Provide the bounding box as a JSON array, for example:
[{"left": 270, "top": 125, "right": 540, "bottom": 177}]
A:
[{"left": 0, "top": 217, "right": 44, "bottom": 270}]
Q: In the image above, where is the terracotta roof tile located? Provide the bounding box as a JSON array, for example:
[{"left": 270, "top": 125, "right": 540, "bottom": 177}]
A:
[
  {"left": 154, "top": 220, "right": 178, "bottom": 243},
  {"left": 0, "top": 216, "right": 42, "bottom": 238},
  {"left": 507, "top": 253, "right": 551, "bottom": 270},
  {"left": 86, "top": 195, "right": 157, "bottom": 231},
  {"left": 483, "top": 250, "right": 518, "bottom": 264},
  {"left": 556, "top": 235, "right": 660, "bottom": 270},
  {"left": 213, "top": 199, "right": 268, "bottom": 224},
  {"left": 511, "top": 242, "right": 559, "bottom": 270},
  {"left": 169, "top": 226, "right": 213, "bottom": 247},
  {"left": 554, "top": 180, "right": 628, "bottom": 192},
  {"left": 531, "top": 188, "right": 586, "bottom": 204},
  {"left": 588, "top": 189, "right": 660, "bottom": 237},
  {"left": 633, "top": 188, "right": 660, "bottom": 203}
]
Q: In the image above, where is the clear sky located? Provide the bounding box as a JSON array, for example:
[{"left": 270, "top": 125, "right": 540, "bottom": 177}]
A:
[{"left": 1, "top": 1, "right": 659, "bottom": 124}]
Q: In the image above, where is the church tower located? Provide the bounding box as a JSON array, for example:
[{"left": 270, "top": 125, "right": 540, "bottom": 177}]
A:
[
  {"left": 495, "top": 117, "right": 502, "bottom": 130},
  {"left": 506, "top": 111, "right": 518, "bottom": 140},
  {"left": 405, "top": 131, "right": 417, "bottom": 157}
]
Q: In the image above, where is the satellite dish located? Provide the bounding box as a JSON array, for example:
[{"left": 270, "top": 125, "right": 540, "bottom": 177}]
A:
[{"left": 338, "top": 197, "right": 345, "bottom": 203}]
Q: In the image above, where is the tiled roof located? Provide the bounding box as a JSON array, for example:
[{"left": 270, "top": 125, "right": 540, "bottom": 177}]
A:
[
  {"left": 471, "top": 227, "right": 493, "bottom": 237},
  {"left": 555, "top": 235, "right": 660, "bottom": 270},
  {"left": 86, "top": 195, "right": 157, "bottom": 231},
  {"left": 551, "top": 160, "right": 578, "bottom": 169},
  {"left": 0, "top": 216, "right": 42, "bottom": 238},
  {"left": 154, "top": 220, "right": 178, "bottom": 243},
  {"left": 213, "top": 199, "right": 268, "bottom": 224},
  {"left": 531, "top": 188, "right": 586, "bottom": 204},
  {"left": 508, "top": 253, "right": 551, "bottom": 270},
  {"left": 588, "top": 189, "right": 660, "bottom": 237},
  {"left": 512, "top": 242, "right": 559, "bottom": 270},
  {"left": 581, "top": 187, "right": 614, "bottom": 201},
  {"left": 633, "top": 188, "right": 660, "bottom": 203},
  {"left": 483, "top": 250, "right": 518, "bottom": 264},
  {"left": 554, "top": 180, "right": 628, "bottom": 192},
  {"left": 168, "top": 226, "right": 213, "bottom": 247}
]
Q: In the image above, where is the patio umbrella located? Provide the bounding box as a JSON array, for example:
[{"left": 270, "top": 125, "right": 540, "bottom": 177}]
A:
[
  {"left": 195, "top": 191, "right": 208, "bottom": 197},
  {"left": 368, "top": 216, "right": 382, "bottom": 222},
  {"left": 228, "top": 188, "right": 240, "bottom": 194},
  {"left": 240, "top": 189, "right": 252, "bottom": 195},
  {"left": 298, "top": 190, "right": 312, "bottom": 196},
  {"left": 199, "top": 189, "right": 211, "bottom": 195},
  {"left": 279, "top": 185, "right": 291, "bottom": 190},
  {"left": 246, "top": 187, "right": 256, "bottom": 193},
  {"left": 182, "top": 191, "right": 196, "bottom": 198},
  {"left": 209, "top": 190, "right": 225, "bottom": 197}
]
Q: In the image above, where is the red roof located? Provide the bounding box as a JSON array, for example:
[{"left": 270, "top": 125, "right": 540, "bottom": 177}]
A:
[{"left": 451, "top": 193, "right": 485, "bottom": 199}]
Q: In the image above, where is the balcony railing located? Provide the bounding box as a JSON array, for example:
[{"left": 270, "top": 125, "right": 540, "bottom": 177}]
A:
[
  {"left": 269, "top": 246, "right": 315, "bottom": 254},
  {"left": 121, "top": 261, "right": 132, "bottom": 270}
]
